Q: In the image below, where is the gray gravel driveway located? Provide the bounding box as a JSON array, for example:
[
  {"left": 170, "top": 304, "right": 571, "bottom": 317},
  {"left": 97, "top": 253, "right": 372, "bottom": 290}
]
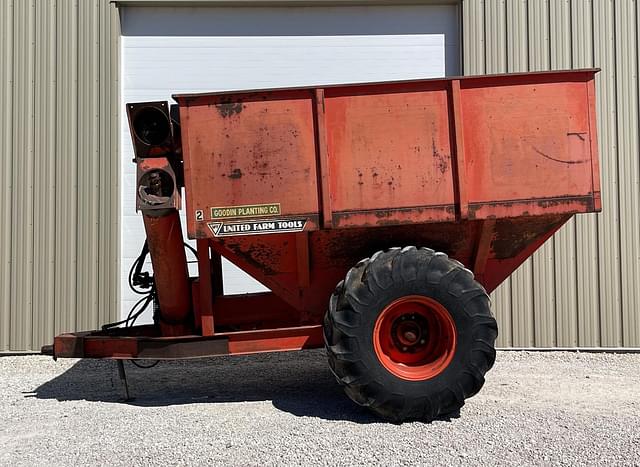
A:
[{"left": 1, "top": 351, "right": 638, "bottom": 466}]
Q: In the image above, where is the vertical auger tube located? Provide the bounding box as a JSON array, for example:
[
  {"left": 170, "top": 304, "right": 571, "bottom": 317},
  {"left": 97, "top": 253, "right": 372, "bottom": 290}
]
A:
[
  {"left": 142, "top": 210, "right": 193, "bottom": 336},
  {"left": 127, "top": 101, "right": 193, "bottom": 336}
]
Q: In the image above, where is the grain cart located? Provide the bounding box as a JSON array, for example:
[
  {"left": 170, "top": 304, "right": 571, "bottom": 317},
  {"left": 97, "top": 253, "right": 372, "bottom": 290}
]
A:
[{"left": 43, "top": 69, "right": 601, "bottom": 422}]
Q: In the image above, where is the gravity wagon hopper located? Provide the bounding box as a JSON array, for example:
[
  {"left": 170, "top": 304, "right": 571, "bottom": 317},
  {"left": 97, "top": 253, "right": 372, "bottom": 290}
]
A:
[{"left": 44, "top": 69, "right": 601, "bottom": 422}]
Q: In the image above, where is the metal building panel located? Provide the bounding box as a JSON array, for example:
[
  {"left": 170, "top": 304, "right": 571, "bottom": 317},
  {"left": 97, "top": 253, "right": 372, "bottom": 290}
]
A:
[
  {"left": 550, "top": 0, "right": 571, "bottom": 70},
  {"left": 0, "top": 0, "right": 119, "bottom": 352},
  {"left": 527, "top": 0, "right": 549, "bottom": 72},
  {"left": 54, "top": 0, "right": 79, "bottom": 338},
  {"left": 10, "top": 0, "right": 35, "bottom": 351},
  {"left": 492, "top": 284, "right": 512, "bottom": 347},
  {"left": 593, "top": 0, "right": 622, "bottom": 346},
  {"left": 576, "top": 209, "right": 601, "bottom": 346},
  {"left": 531, "top": 249, "right": 556, "bottom": 347},
  {"left": 484, "top": 0, "right": 506, "bottom": 73},
  {"left": 506, "top": 0, "right": 528, "bottom": 72},
  {"left": 550, "top": 0, "right": 578, "bottom": 347},
  {"left": 554, "top": 218, "right": 577, "bottom": 347},
  {"left": 462, "top": 0, "right": 484, "bottom": 75},
  {"left": 463, "top": 0, "right": 640, "bottom": 347},
  {"left": 0, "top": 0, "right": 13, "bottom": 351},
  {"left": 505, "top": 0, "right": 539, "bottom": 348},
  {"left": 570, "top": 0, "right": 600, "bottom": 347},
  {"left": 32, "top": 0, "right": 57, "bottom": 347},
  {"left": 616, "top": 1, "right": 640, "bottom": 347},
  {"left": 76, "top": 0, "right": 100, "bottom": 332},
  {"left": 98, "top": 0, "right": 121, "bottom": 327},
  {"left": 527, "top": 0, "right": 557, "bottom": 348}
]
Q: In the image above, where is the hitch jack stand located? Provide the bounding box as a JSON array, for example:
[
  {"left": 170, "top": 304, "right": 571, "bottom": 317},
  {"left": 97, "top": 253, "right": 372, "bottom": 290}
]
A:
[{"left": 116, "top": 360, "right": 133, "bottom": 402}]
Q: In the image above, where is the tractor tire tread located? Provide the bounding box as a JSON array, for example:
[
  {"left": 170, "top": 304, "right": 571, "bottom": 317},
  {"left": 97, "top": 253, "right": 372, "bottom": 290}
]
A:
[{"left": 324, "top": 247, "right": 498, "bottom": 422}]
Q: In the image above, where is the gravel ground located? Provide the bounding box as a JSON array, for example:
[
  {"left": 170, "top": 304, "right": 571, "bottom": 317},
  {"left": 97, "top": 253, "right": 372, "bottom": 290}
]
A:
[{"left": 0, "top": 350, "right": 638, "bottom": 466}]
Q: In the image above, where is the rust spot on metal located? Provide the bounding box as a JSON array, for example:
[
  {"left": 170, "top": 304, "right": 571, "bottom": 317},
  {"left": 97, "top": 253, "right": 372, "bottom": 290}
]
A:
[
  {"left": 333, "top": 205, "right": 456, "bottom": 227},
  {"left": 216, "top": 100, "right": 244, "bottom": 118},
  {"left": 219, "top": 240, "right": 279, "bottom": 276},
  {"left": 432, "top": 138, "right": 450, "bottom": 174},
  {"left": 467, "top": 204, "right": 480, "bottom": 220},
  {"left": 535, "top": 196, "right": 588, "bottom": 209},
  {"left": 374, "top": 210, "right": 392, "bottom": 219},
  {"left": 314, "top": 222, "right": 475, "bottom": 270},
  {"left": 468, "top": 196, "right": 593, "bottom": 221},
  {"left": 491, "top": 215, "right": 564, "bottom": 259},
  {"left": 228, "top": 168, "right": 243, "bottom": 179}
]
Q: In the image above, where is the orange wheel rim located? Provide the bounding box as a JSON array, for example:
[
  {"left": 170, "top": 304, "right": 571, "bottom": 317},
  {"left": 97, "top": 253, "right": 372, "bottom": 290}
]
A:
[{"left": 373, "top": 295, "right": 457, "bottom": 381}]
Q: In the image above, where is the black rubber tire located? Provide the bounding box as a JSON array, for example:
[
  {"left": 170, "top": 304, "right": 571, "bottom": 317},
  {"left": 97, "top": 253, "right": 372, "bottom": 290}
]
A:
[{"left": 323, "top": 246, "right": 498, "bottom": 423}]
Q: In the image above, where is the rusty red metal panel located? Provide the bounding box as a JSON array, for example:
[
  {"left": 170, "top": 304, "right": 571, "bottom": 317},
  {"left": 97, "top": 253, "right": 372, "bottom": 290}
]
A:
[
  {"left": 176, "top": 70, "right": 599, "bottom": 235},
  {"left": 323, "top": 80, "right": 457, "bottom": 227},
  {"left": 176, "top": 90, "right": 321, "bottom": 239},
  {"left": 459, "top": 71, "right": 599, "bottom": 219}
]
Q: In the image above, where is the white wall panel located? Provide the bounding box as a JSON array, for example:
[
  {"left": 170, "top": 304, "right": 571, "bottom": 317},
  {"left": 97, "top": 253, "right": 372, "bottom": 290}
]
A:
[{"left": 120, "top": 4, "right": 460, "bottom": 321}]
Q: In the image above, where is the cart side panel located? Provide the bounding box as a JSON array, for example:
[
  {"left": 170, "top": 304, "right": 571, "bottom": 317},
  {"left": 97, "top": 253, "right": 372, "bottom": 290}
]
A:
[
  {"left": 202, "top": 213, "right": 570, "bottom": 325},
  {"left": 323, "top": 81, "right": 457, "bottom": 228},
  {"left": 460, "top": 71, "right": 599, "bottom": 219},
  {"left": 179, "top": 90, "right": 320, "bottom": 239}
]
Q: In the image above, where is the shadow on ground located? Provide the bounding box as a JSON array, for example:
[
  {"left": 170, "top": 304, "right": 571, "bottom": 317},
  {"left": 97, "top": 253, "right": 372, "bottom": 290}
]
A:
[{"left": 29, "top": 349, "right": 381, "bottom": 423}]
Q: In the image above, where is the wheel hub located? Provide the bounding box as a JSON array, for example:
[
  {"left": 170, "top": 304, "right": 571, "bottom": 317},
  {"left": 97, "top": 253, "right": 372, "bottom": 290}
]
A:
[
  {"left": 373, "top": 295, "right": 457, "bottom": 381},
  {"left": 392, "top": 313, "right": 428, "bottom": 351}
]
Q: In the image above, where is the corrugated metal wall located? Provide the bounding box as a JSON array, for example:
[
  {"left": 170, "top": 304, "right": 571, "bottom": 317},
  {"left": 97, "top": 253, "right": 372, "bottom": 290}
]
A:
[
  {"left": 0, "top": 0, "right": 120, "bottom": 352},
  {"left": 1, "top": 0, "right": 639, "bottom": 351},
  {"left": 463, "top": 0, "right": 640, "bottom": 347}
]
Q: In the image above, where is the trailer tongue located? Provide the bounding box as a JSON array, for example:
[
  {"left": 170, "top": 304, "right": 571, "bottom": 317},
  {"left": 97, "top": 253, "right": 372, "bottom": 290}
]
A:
[{"left": 44, "top": 69, "right": 601, "bottom": 422}]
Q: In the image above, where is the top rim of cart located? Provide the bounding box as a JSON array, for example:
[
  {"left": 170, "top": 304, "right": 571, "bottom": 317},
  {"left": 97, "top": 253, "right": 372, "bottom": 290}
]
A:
[{"left": 172, "top": 68, "right": 600, "bottom": 100}]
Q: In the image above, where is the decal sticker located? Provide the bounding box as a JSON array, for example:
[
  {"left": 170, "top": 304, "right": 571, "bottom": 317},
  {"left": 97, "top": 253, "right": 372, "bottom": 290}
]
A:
[
  {"left": 208, "top": 218, "right": 307, "bottom": 237},
  {"left": 210, "top": 203, "right": 281, "bottom": 220},
  {"left": 195, "top": 209, "right": 204, "bottom": 221}
]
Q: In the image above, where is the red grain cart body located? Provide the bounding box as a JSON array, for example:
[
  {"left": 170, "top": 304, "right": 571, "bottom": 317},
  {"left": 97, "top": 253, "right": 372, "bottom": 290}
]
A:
[{"left": 46, "top": 69, "right": 601, "bottom": 421}]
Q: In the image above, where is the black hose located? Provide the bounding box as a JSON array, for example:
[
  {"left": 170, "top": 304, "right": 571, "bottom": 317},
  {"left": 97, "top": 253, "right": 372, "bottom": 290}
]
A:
[{"left": 100, "top": 240, "right": 196, "bottom": 368}]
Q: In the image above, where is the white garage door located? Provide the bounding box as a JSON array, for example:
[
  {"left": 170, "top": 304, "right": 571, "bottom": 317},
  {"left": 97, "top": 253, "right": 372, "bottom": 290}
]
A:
[{"left": 120, "top": 4, "right": 460, "bottom": 320}]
